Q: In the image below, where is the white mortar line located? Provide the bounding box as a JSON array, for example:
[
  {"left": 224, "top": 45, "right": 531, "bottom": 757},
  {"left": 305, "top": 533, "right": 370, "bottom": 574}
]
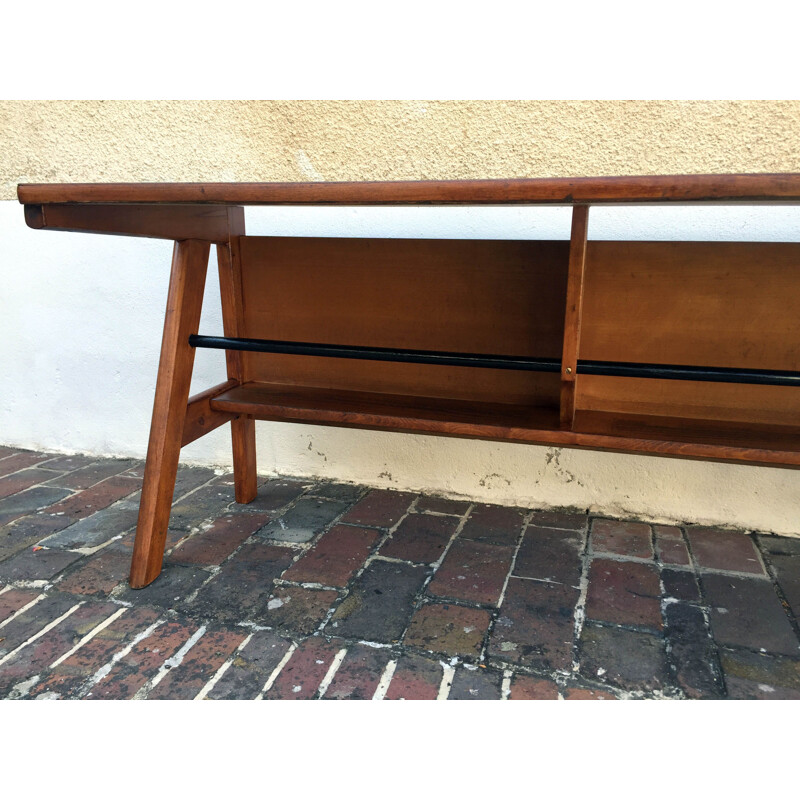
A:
[
  {"left": 133, "top": 625, "right": 207, "bottom": 700},
  {"left": 501, "top": 669, "right": 513, "bottom": 700},
  {"left": 194, "top": 632, "right": 254, "bottom": 701},
  {"left": 0, "top": 602, "right": 84, "bottom": 667},
  {"left": 256, "top": 642, "right": 298, "bottom": 699},
  {"left": 79, "top": 619, "right": 164, "bottom": 698},
  {"left": 371, "top": 659, "right": 398, "bottom": 700},
  {"left": 437, "top": 665, "right": 455, "bottom": 700},
  {"left": 49, "top": 606, "right": 127, "bottom": 668},
  {"left": 0, "top": 586, "right": 11, "bottom": 596},
  {"left": 316, "top": 647, "right": 348, "bottom": 698},
  {"left": 0, "top": 592, "right": 45, "bottom": 630}
]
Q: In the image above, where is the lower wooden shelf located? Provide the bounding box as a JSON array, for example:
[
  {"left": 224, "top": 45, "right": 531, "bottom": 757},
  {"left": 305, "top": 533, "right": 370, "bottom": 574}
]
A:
[{"left": 209, "top": 382, "right": 800, "bottom": 469}]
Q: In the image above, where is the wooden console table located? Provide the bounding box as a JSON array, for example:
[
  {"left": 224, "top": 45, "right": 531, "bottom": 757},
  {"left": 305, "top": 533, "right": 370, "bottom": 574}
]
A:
[{"left": 17, "top": 175, "right": 800, "bottom": 587}]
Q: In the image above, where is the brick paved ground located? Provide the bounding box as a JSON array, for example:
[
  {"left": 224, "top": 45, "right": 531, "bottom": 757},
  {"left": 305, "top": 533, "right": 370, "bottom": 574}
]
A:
[{"left": 1, "top": 445, "right": 799, "bottom": 700}]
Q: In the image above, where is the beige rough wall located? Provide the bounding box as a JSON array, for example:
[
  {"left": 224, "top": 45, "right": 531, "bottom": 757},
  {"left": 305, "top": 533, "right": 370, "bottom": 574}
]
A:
[{"left": 2, "top": 100, "right": 800, "bottom": 198}]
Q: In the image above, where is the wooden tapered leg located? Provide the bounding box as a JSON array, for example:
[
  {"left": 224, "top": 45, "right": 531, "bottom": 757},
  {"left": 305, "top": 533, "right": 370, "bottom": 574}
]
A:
[
  {"left": 217, "top": 208, "right": 257, "bottom": 503},
  {"left": 129, "top": 239, "right": 211, "bottom": 588}
]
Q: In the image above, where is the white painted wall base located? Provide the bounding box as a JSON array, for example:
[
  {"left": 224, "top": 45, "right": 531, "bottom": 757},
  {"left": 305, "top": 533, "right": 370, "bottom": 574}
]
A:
[{"left": 2, "top": 201, "right": 799, "bottom": 534}]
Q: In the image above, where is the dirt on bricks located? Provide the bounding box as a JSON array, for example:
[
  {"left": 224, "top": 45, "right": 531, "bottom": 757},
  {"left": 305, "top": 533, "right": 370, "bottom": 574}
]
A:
[{"left": 0, "top": 445, "right": 799, "bottom": 700}]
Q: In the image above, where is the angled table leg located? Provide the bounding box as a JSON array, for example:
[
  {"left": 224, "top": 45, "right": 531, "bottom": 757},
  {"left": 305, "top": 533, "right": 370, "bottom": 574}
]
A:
[{"left": 130, "top": 239, "right": 211, "bottom": 588}]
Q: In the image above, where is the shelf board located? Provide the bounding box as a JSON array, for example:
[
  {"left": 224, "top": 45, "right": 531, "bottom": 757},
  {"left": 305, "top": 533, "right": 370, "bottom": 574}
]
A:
[{"left": 209, "top": 382, "right": 800, "bottom": 468}]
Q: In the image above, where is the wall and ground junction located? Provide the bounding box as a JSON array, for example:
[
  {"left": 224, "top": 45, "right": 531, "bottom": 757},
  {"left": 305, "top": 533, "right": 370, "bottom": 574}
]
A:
[{"left": 2, "top": 101, "right": 800, "bottom": 533}]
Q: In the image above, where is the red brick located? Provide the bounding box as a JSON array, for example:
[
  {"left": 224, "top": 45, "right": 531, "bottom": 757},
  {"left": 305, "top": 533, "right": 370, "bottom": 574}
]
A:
[
  {"left": 585, "top": 559, "right": 662, "bottom": 631},
  {"left": 460, "top": 504, "right": 526, "bottom": 546},
  {"left": 514, "top": 526, "right": 583, "bottom": 587},
  {"left": 0, "top": 547, "right": 83, "bottom": 583},
  {"left": 487, "top": 577, "right": 579, "bottom": 671},
  {"left": 283, "top": 524, "right": 379, "bottom": 586},
  {"left": 414, "top": 497, "right": 470, "bottom": 515},
  {"left": 147, "top": 628, "right": 247, "bottom": 699},
  {"left": 85, "top": 619, "right": 198, "bottom": 699},
  {"left": 42, "top": 475, "right": 141, "bottom": 523},
  {"left": 0, "top": 588, "right": 40, "bottom": 623},
  {"left": 0, "top": 452, "right": 50, "bottom": 478},
  {"left": 264, "top": 636, "right": 341, "bottom": 700},
  {"left": 378, "top": 514, "right": 457, "bottom": 565},
  {"left": 427, "top": 539, "right": 514, "bottom": 606},
  {"left": 168, "top": 512, "right": 271, "bottom": 566},
  {"left": 528, "top": 510, "right": 588, "bottom": 532},
  {"left": 509, "top": 674, "right": 559, "bottom": 699},
  {"left": 686, "top": 527, "right": 764, "bottom": 575},
  {"left": 0, "top": 468, "right": 55, "bottom": 500},
  {"left": 44, "top": 459, "right": 136, "bottom": 491},
  {"left": 339, "top": 489, "right": 416, "bottom": 528},
  {"left": 403, "top": 602, "right": 492, "bottom": 657},
  {"left": 384, "top": 653, "right": 443, "bottom": 700},
  {"left": 654, "top": 525, "right": 690, "bottom": 566},
  {"left": 591, "top": 519, "right": 653, "bottom": 559},
  {"left": 56, "top": 549, "right": 133, "bottom": 597},
  {"left": 563, "top": 686, "right": 618, "bottom": 700},
  {"left": 323, "top": 643, "right": 392, "bottom": 699}
]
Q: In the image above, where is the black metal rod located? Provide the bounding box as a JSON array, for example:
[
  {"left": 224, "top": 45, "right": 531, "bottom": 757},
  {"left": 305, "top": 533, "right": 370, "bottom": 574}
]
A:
[
  {"left": 189, "top": 335, "right": 800, "bottom": 387},
  {"left": 189, "top": 335, "right": 562, "bottom": 373}
]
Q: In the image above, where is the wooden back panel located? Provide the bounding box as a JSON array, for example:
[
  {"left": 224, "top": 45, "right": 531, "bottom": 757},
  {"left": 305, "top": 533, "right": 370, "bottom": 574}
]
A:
[
  {"left": 238, "top": 237, "right": 569, "bottom": 405},
  {"left": 578, "top": 241, "right": 800, "bottom": 425}
]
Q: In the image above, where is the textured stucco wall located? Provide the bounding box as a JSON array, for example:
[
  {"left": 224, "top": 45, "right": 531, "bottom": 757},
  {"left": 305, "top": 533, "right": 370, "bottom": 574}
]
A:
[{"left": 2, "top": 100, "right": 800, "bottom": 534}]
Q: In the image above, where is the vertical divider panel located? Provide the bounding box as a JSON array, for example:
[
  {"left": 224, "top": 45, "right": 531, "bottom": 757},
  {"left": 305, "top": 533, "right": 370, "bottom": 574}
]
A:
[{"left": 559, "top": 205, "right": 590, "bottom": 430}]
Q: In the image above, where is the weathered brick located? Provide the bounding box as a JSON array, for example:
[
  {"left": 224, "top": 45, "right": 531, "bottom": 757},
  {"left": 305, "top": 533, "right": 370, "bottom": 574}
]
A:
[
  {"left": 448, "top": 666, "right": 503, "bottom": 699},
  {"left": 427, "top": 539, "right": 514, "bottom": 606},
  {"left": 168, "top": 512, "right": 271, "bottom": 567},
  {"left": 55, "top": 549, "right": 132, "bottom": 597},
  {"left": 488, "top": 577, "right": 579, "bottom": 671},
  {"left": 206, "top": 630, "right": 293, "bottom": 700},
  {"left": 36, "top": 454, "right": 96, "bottom": 472},
  {"left": 41, "top": 494, "right": 141, "bottom": 549},
  {"left": 591, "top": 519, "right": 653, "bottom": 559},
  {"left": 323, "top": 643, "right": 392, "bottom": 699},
  {"left": 701, "top": 574, "right": 799, "bottom": 656},
  {"left": 654, "top": 525, "right": 691, "bottom": 566},
  {"left": 339, "top": 489, "right": 416, "bottom": 528},
  {"left": 118, "top": 564, "right": 210, "bottom": 609},
  {"left": 258, "top": 497, "right": 350, "bottom": 544},
  {"left": 328, "top": 560, "right": 428, "bottom": 643},
  {"left": 0, "top": 451, "right": 51, "bottom": 478},
  {"left": 0, "top": 547, "right": 83, "bottom": 583},
  {"left": 0, "top": 601, "right": 119, "bottom": 697},
  {"left": 579, "top": 624, "right": 668, "bottom": 693},
  {"left": 384, "top": 653, "right": 443, "bottom": 700},
  {"left": 147, "top": 627, "right": 247, "bottom": 700},
  {"left": 263, "top": 636, "right": 340, "bottom": 700},
  {"left": 44, "top": 459, "right": 137, "bottom": 491},
  {"left": 0, "top": 593, "right": 81, "bottom": 658},
  {"left": 0, "top": 486, "right": 72, "bottom": 527},
  {"left": 514, "top": 526, "right": 583, "bottom": 587},
  {"left": 260, "top": 585, "right": 339, "bottom": 634},
  {"left": 585, "top": 559, "right": 662, "bottom": 631},
  {"left": 306, "top": 482, "right": 364, "bottom": 504},
  {"left": 403, "top": 602, "right": 492, "bottom": 658},
  {"left": 283, "top": 524, "right": 379, "bottom": 586},
  {"left": 0, "top": 468, "right": 58, "bottom": 500},
  {"left": 459, "top": 504, "right": 526, "bottom": 546},
  {"left": 414, "top": 496, "right": 470, "bottom": 516},
  {"left": 664, "top": 602, "right": 724, "bottom": 698},
  {"left": 378, "top": 514, "right": 457, "bottom": 565},
  {"left": 167, "top": 479, "right": 236, "bottom": 531},
  {"left": 528, "top": 510, "right": 588, "bottom": 532},
  {"left": 236, "top": 478, "right": 309, "bottom": 511},
  {"left": 720, "top": 648, "right": 800, "bottom": 699},
  {"left": 186, "top": 542, "right": 294, "bottom": 624},
  {"left": 85, "top": 619, "right": 198, "bottom": 699},
  {"left": 170, "top": 465, "right": 218, "bottom": 501},
  {"left": 661, "top": 568, "right": 701, "bottom": 603},
  {"left": 0, "top": 587, "right": 40, "bottom": 623},
  {"left": 0, "top": 446, "right": 24, "bottom": 460},
  {"left": 761, "top": 544, "right": 800, "bottom": 621},
  {"left": 42, "top": 475, "right": 141, "bottom": 524},
  {"left": 508, "top": 674, "right": 560, "bottom": 699},
  {"left": 686, "top": 527, "right": 764, "bottom": 575}
]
